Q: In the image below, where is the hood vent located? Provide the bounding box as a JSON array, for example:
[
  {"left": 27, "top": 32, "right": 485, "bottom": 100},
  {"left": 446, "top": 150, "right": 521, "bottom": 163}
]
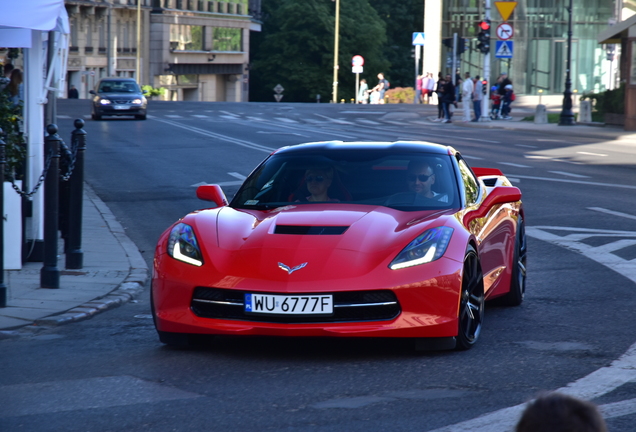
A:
[{"left": 274, "top": 225, "right": 349, "bottom": 235}]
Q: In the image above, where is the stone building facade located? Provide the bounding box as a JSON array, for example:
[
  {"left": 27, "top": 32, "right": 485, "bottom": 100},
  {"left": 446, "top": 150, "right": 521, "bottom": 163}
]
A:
[{"left": 64, "top": 0, "right": 261, "bottom": 101}]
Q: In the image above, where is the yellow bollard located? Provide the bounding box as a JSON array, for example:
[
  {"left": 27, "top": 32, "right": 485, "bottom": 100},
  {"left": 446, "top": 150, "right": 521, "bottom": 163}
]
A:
[
  {"left": 350, "top": 98, "right": 355, "bottom": 103},
  {"left": 538, "top": 89, "right": 543, "bottom": 105}
]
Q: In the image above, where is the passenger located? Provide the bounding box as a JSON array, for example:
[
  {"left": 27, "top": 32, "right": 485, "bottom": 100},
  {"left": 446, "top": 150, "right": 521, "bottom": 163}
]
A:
[{"left": 302, "top": 167, "right": 337, "bottom": 202}]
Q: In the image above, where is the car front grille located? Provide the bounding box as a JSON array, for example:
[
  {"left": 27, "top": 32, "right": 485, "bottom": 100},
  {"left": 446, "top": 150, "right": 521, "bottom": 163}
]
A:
[
  {"left": 190, "top": 287, "right": 401, "bottom": 323},
  {"left": 113, "top": 100, "right": 133, "bottom": 104}
]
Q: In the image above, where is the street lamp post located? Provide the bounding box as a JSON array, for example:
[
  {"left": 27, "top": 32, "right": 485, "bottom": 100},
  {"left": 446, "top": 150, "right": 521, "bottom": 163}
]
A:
[
  {"left": 332, "top": 0, "right": 340, "bottom": 103},
  {"left": 559, "top": 0, "right": 575, "bottom": 126}
]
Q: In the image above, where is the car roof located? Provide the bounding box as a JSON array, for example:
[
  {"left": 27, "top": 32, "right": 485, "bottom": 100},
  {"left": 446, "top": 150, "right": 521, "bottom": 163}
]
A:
[
  {"left": 274, "top": 141, "right": 455, "bottom": 156},
  {"left": 98, "top": 78, "right": 138, "bottom": 83}
]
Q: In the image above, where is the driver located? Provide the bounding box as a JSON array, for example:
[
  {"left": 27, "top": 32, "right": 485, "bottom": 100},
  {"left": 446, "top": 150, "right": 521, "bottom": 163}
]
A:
[{"left": 406, "top": 160, "right": 448, "bottom": 203}]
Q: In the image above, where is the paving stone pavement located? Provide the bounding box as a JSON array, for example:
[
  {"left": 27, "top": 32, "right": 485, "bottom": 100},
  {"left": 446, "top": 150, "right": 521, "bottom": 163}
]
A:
[{"left": 0, "top": 184, "right": 148, "bottom": 336}]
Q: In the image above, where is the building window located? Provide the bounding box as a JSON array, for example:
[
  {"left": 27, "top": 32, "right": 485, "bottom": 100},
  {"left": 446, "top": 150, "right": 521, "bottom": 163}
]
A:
[
  {"left": 212, "top": 27, "right": 242, "bottom": 52},
  {"left": 177, "top": 74, "right": 198, "bottom": 85},
  {"left": 170, "top": 25, "right": 205, "bottom": 51},
  {"left": 98, "top": 21, "right": 106, "bottom": 52},
  {"left": 70, "top": 17, "right": 78, "bottom": 47}
]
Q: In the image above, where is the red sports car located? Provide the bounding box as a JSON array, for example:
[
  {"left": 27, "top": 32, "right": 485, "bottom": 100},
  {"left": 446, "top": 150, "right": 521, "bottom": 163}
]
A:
[{"left": 151, "top": 141, "right": 526, "bottom": 350}]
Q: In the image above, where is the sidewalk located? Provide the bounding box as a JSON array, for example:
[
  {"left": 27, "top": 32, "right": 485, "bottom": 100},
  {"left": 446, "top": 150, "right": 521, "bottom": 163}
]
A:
[{"left": 0, "top": 184, "right": 148, "bottom": 334}]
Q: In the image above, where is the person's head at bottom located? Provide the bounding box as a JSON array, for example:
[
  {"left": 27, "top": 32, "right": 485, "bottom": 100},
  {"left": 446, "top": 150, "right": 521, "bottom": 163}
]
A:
[
  {"left": 304, "top": 167, "right": 334, "bottom": 202},
  {"left": 516, "top": 392, "right": 607, "bottom": 432},
  {"left": 406, "top": 160, "right": 436, "bottom": 199}
]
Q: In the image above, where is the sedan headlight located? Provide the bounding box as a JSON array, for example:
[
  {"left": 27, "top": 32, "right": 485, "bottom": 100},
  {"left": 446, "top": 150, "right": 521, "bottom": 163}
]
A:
[
  {"left": 389, "top": 227, "right": 454, "bottom": 270},
  {"left": 132, "top": 98, "right": 142, "bottom": 104},
  {"left": 167, "top": 223, "right": 203, "bottom": 266},
  {"left": 99, "top": 99, "right": 111, "bottom": 105}
]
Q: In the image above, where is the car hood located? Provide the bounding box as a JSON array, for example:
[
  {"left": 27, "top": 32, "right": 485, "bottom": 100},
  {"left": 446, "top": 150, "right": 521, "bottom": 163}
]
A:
[
  {"left": 187, "top": 205, "right": 456, "bottom": 283},
  {"left": 98, "top": 92, "right": 142, "bottom": 98}
]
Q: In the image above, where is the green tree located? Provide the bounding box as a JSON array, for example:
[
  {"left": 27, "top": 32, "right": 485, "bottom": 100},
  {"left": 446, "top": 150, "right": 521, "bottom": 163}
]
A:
[
  {"left": 250, "top": 0, "right": 389, "bottom": 102},
  {"left": 368, "top": 0, "right": 424, "bottom": 89}
]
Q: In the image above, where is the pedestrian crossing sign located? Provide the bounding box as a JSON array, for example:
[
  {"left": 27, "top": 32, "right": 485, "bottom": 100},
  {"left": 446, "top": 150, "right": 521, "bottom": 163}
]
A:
[
  {"left": 495, "top": 40, "right": 513, "bottom": 58},
  {"left": 412, "top": 32, "right": 425, "bottom": 46}
]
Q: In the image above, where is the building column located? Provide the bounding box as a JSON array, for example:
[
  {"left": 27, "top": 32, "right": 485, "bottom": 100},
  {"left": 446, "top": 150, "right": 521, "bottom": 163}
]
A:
[
  {"left": 423, "top": 0, "right": 443, "bottom": 78},
  {"left": 625, "top": 36, "right": 636, "bottom": 130}
]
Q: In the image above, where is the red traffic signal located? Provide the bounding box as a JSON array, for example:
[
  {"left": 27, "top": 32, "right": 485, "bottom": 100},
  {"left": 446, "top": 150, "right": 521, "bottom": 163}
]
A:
[{"left": 479, "top": 20, "right": 490, "bottom": 31}]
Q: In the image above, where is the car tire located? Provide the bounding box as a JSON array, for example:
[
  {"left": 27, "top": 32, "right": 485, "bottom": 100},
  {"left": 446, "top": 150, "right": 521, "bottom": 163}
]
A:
[
  {"left": 456, "top": 244, "right": 485, "bottom": 350},
  {"left": 135, "top": 114, "right": 146, "bottom": 120},
  {"left": 92, "top": 113, "right": 101, "bottom": 120},
  {"left": 499, "top": 215, "right": 527, "bottom": 307}
]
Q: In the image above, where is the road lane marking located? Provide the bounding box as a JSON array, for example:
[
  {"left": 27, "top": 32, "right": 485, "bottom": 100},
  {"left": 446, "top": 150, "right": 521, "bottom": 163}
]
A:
[
  {"left": 428, "top": 227, "right": 636, "bottom": 431},
  {"left": 510, "top": 174, "right": 636, "bottom": 190},
  {"left": 578, "top": 151, "right": 608, "bottom": 157},
  {"left": 588, "top": 207, "right": 636, "bottom": 221},
  {"left": 151, "top": 118, "right": 276, "bottom": 153},
  {"left": 192, "top": 115, "right": 208, "bottom": 118},
  {"left": 515, "top": 144, "right": 538, "bottom": 148},
  {"left": 228, "top": 172, "right": 246, "bottom": 180},
  {"left": 257, "top": 131, "right": 309, "bottom": 137},
  {"left": 463, "top": 137, "right": 501, "bottom": 143},
  {"left": 548, "top": 170, "right": 591, "bottom": 178},
  {"left": 498, "top": 162, "right": 532, "bottom": 168},
  {"left": 165, "top": 115, "right": 183, "bottom": 118},
  {"left": 275, "top": 117, "right": 298, "bottom": 123},
  {"left": 313, "top": 114, "right": 354, "bottom": 125},
  {"left": 462, "top": 155, "right": 484, "bottom": 160}
]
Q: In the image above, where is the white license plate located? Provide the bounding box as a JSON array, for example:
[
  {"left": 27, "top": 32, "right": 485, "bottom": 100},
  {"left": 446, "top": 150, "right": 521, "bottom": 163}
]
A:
[
  {"left": 245, "top": 293, "right": 333, "bottom": 315},
  {"left": 113, "top": 105, "right": 129, "bottom": 110}
]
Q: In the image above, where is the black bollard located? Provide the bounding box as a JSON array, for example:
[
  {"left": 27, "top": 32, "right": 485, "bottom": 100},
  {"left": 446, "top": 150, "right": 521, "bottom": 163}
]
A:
[
  {"left": 66, "top": 119, "right": 86, "bottom": 269},
  {"left": 0, "top": 128, "right": 7, "bottom": 307},
  {"left": 40, "top": 124, "right": 61, "bottom": 289}
]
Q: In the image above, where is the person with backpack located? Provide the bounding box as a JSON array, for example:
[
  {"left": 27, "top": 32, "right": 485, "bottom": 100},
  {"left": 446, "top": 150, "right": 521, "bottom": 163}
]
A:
[{"left": 370, "top": 73, "right": 389, "bottom": 104}]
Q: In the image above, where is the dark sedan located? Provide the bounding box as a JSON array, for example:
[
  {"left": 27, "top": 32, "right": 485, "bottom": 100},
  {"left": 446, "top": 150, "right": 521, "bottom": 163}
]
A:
[{"left": 90, "top": 78, "right": 147, "bottom": 120}]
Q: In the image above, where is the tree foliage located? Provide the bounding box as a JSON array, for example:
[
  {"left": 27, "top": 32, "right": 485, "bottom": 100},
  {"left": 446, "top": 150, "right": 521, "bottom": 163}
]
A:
[{"left": 250, "top": 0, "right": 389, "bottom": 102}]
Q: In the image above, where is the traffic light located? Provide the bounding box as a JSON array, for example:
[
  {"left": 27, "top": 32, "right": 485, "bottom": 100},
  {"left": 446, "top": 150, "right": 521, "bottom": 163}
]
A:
[
  {"left": 457, "top": 38, "right": 466, "bottom": 55},
  {"left": 442, "top": 38, "right": 452, "bottom": 49},
  {"left": 477, "top": 19, "right": 491, "bottom": 54},
  {"left": 482, "top": 80, "right": 488, "bottom": 95}
]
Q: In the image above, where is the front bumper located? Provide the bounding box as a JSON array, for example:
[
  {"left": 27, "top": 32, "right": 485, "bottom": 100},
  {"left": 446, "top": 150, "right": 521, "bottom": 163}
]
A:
[{"left": 152, "top": 253, "right": 464, "bottom": 339}]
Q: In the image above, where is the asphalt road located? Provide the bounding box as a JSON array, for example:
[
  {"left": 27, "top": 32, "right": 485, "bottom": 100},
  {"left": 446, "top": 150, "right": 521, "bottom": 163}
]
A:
[{"left": 2, "top": 99, "right": 636, "bottom": 431}]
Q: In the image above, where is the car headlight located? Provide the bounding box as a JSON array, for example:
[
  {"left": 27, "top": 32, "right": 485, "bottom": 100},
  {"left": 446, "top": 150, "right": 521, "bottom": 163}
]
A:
[
  {"left": 132, "top": 98, "right": 142, "bottom": 104},
  {"left": 99, "top": 99, "right": 111, "bottom": 105},
  {"left": 389, "top": 227, "right": 454, "bottom": 270},
  {"left": 167, "top": 223, "right": 203, "bottom": 266}
]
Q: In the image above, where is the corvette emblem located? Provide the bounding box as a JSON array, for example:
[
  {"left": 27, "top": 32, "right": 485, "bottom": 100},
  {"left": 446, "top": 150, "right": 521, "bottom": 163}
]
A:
[{"left": 278, "top": 262, "right": 307, "bottom": 275}]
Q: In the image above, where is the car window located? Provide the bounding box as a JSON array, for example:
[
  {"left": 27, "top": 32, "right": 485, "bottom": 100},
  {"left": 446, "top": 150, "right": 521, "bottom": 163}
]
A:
[
  {"left": 457, "top": 157, "right": 480, "bottom": 205},
  {"left": 230, "top": 151, "right": 460, "bottom": 211},
  {"left": 98, "top": 81, "right": 139, "bottom": 93}
]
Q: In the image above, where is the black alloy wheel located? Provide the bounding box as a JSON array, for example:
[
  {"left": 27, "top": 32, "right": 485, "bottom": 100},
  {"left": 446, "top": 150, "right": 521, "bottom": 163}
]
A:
[
  {"left": 456, "top": 245, "right": 485, "bottom": 350},
  {"left": 499, "top": 215, "right": 527, "bottom": 306}
]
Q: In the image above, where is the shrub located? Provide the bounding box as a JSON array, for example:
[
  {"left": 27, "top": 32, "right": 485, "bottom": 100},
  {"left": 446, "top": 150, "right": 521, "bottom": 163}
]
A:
[
  {"left": 580, "top": 84, "right": 624, "bottom": 115},
  {"left": 386, "top": 87, "right": 415, "bottom": 104},
  {"left": 0, "top": 90, "right": 26, "bottom": 179},
  {"left": 141, "top": 85, "right": 166, "bottom": 98}
]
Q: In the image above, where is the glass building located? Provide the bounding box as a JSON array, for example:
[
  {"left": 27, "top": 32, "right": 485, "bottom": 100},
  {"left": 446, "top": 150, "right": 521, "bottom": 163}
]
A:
[{"left": 435, "top": 0, "right": 635, "bottom": 95}]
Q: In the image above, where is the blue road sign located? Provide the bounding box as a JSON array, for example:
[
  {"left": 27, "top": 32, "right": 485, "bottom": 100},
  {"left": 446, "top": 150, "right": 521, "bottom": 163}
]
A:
[
  {"left": 495, "top": 40, "right": 513, "bottom": 58},
  {"left": 412, "top": 32, "right": 425, "bottom": 46}
]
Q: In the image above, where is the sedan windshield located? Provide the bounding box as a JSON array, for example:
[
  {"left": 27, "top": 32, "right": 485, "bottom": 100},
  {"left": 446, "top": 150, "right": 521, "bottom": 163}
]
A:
[
  {"left": 98, "top": 81, "right": 140, "bottom": 93},
  {"left": 231, "top": 150, "right": 460, "bottom": 211}
]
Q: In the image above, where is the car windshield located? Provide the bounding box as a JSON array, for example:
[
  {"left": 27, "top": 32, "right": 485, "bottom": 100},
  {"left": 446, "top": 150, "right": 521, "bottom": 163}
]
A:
[
  {"left": 98, "top": 81, "right": 140, "bottom": 93},
  {"left": 230, "top": 150, "right": 460, "bottom": 211}
]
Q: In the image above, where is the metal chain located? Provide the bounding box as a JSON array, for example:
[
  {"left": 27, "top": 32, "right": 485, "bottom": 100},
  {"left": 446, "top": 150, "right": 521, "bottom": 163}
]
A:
[
  {"left": 8, "top": 148, "right": 53, "bottom": 199},
  {"left": 59, "top": 136, "right": 77, "bottom": 182}
]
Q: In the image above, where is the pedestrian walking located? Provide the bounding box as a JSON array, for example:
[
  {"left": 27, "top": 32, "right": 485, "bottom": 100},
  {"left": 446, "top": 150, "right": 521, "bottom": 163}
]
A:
[
  {"left": 415, "top": 74, "right": 423, "bottom": 104},
  {"left": 433, "top": 73, "right": 445, "bottom": 121},
  {"left": 425, "top": 72, "right": 435, "bottom": 104},
  {"left": 472, "top": 75, "right": 483, "bottom": 122},
  {"left": 441, "top": 74, "right": 456, "bottom": 123},
  {"left": 370, "top": 73, "right": 389, "bottom": 104},
  {"left": 357, "top": 79, "right": 368, "bottom": 104},
  {"left": 461, "top": 71, "right": 474, "bottom": 122},
  {"left": 68, "top": 84, "right": 79, "bottom": 99}
]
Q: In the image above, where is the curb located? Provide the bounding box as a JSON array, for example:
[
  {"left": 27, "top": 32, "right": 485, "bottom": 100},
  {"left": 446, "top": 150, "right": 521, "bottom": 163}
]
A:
[{"left": 18, "top": 183, "right": 149, "bottom": 332}]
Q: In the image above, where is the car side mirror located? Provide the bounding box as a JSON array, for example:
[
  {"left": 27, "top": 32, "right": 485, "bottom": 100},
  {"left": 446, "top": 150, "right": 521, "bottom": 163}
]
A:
[
  {"left": 463, "top": 186, "right": 521, "bottom": 226},
  {"left": 196, "top": 184, "right": 228, "bottom": 208},
  {"left": 89, "top": 90, "right": 96, "bottom": 95}
]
